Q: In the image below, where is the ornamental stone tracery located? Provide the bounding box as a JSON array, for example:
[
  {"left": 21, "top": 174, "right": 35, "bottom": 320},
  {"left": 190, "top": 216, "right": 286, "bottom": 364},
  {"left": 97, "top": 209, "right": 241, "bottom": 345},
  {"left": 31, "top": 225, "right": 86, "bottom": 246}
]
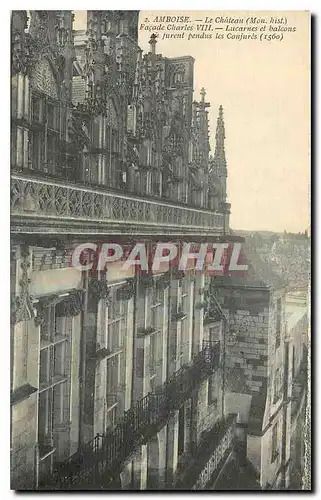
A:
[{"left": 11, "top": 10, "right": 229, "bottom": 227}]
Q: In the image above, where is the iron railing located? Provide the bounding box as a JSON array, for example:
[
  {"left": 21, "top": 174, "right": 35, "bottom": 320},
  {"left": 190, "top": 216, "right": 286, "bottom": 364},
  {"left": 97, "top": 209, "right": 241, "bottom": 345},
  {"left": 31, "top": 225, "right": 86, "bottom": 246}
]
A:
[
  {"left": 11, "top": 173, "right": 225, "bottom": 234},
  {"left": 39, "top": 340, "right": 220, "bottom": 490},
  {"left": 173, "top": 413, "right": 236, "bottom": 490},
  {"left": 191, "top": 415, "right": 236, "bottom": 490}
]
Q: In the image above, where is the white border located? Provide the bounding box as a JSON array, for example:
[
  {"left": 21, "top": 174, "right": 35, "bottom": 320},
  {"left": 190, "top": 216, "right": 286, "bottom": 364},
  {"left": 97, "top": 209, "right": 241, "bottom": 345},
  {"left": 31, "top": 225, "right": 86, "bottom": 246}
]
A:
[{"left": 2, "top": 1, "right": 317, "bottom": 498}]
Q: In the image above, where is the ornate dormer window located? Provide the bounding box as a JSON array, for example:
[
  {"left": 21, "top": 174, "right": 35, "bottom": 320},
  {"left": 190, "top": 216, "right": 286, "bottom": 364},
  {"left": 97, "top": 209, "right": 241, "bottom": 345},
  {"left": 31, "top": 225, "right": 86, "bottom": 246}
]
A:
[{"left": 171, "top": 64, "right": 186, "bottom": 87}]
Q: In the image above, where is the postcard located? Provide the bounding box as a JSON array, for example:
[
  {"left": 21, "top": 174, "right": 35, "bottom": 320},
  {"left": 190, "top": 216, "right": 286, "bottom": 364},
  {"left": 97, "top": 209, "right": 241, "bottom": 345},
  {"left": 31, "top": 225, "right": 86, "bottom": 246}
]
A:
[{"left": 10, "top": 10, "right": 310, "bottom": 490}]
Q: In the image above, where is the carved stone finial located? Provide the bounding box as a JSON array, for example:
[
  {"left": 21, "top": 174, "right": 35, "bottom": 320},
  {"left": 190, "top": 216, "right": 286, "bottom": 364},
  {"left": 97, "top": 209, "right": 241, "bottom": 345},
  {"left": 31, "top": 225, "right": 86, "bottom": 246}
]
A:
[
  {"left": 213, "top": 104, "right": 226, "bottom": 171},
  {"left": 149, "top": 33, "right": 157, "bottom": 56},
  {"left": 200, "top": 87, "right": 206, "bottom": 102},
  {"left": 11, "top": 246, "right": 35, "bottom": 324}
]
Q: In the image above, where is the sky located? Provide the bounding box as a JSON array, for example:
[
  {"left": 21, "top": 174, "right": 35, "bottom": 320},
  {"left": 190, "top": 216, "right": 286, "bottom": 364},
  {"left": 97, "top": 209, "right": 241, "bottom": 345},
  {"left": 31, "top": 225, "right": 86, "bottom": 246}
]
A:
[{"left": 73, "top": 10, "right": 310, "bottom": 233}]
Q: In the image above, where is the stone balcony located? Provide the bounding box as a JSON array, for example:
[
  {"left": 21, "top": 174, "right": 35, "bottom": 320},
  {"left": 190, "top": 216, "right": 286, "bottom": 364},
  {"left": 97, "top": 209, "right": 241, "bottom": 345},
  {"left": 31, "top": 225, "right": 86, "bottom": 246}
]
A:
[
  {"left": 38, "top": 340, "right": 220, "bottom": 490},
  {"left": 11, "top": 172, "right": 226, "bottom": 237}
]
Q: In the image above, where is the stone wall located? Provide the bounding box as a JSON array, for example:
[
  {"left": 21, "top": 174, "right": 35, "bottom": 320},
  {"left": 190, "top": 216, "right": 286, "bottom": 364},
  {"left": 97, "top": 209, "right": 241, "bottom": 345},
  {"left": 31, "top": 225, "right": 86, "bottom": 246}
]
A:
[
  {"left": 216, "top": 288, "right": 270, "bottom": 404},
  {"left": 11, "top": 392, "right": 38, "bottom": 489}
]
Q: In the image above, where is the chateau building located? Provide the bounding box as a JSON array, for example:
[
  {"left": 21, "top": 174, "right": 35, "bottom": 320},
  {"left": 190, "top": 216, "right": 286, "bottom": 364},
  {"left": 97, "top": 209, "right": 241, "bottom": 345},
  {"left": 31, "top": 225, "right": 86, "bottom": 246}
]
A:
[
  {"left": 10, "top": 11, "right": 240, "bottom": 490},
  {"left": 213, "top": 247, "right": 308, "bottom": 490}
]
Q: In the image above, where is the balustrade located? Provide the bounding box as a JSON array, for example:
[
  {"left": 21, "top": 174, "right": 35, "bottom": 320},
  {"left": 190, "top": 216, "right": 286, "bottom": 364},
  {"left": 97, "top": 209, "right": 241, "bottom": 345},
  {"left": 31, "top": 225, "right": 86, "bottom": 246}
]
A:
[
  {"left": 191, "top": 414, "right": 236, "bottom": 490},
  {"left": 11, "top": 173, "right": 225, "bottom": 234}
]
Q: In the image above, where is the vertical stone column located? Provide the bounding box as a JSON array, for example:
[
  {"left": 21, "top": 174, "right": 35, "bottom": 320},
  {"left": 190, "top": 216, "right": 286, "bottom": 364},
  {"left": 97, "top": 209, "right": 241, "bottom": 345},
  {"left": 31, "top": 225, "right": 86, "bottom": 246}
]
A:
[
  {"left": 16, "top": 73, "right": 26, "bottom": 168},
  {"left": 17, "top": 73, "right": 24, "bottom": 120},
  {"left": 11, "top": 246, "right": 39, "bottom": 489},
  {"left": 81, "top": 274, "right": 98, "bottom": 443},
  {"left": 124, "top": 296, "right": 134, "bottom": 411},
  {"left": 70, "top": 314, "right": 81, "bottom": 455},
  {"left": 120, "top": 461, "right": 133, "bottom": 489},
  {"left": 101, "top": 294, "right": 109, "bottom": 432},
  {"left": 193, "top": 274, "right": 205, "bottom": 355},
  {"left": 23, "top": 75, "right": 30, "bottom": 168},
  {"left": 157, "top": 426, "right": 167, "bottom": 487},
  {"left": 166, "top": 411, "right": 179, "bottom": 486},
  {"left": 160, "top": 287, "right": 169, "bottom": 385},
  {"left": 185, "top": 279, "right": 194, "bottom": 363},
  {"left": 168, "top": 279, "right": 182, "bottom": 378},
  {"left": 190, "top": 392, "right": 199, "bottom": 453},
  {"left": 12, "top": 245, "right": 37, "bottom": 391},
  {"left": 147, "top": 437, "right": 160, "bottom": 489},
  {"left": 98, "top": 115, "right": 103, "bottom": 183},
  {"left": 132, "top": 444, "right": 148, "bottom": 490},
  {"left": 92, "top": 271, "right": 112, "bottom": 436},
  {"left": 94, "top": 291, "right": 106, "bottom": 436},
  {"left": 183, "top": 399, "right": 192, "bottom": 454}
]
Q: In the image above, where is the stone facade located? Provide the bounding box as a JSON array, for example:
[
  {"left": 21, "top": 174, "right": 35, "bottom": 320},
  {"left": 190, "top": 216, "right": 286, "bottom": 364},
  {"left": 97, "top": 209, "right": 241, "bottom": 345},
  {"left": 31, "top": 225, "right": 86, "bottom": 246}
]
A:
[
  {"left": 10, "top": 10, "right": 236, "bottom": 491},
  {"left": 214, "top": 245, "right": 308, "bottom": 490}
]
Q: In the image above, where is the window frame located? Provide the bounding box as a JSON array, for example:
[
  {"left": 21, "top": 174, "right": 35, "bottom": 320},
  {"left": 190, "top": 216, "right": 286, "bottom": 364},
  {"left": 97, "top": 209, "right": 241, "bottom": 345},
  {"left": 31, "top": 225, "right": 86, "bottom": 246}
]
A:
[{"left": 37, "top": 304, "right": 72, "bottom": 462}]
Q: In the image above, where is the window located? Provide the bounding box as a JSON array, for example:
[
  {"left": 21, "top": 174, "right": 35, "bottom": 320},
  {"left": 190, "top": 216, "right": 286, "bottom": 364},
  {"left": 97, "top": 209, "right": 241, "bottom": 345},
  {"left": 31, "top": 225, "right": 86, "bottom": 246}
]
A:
[
  {"left": 150, "top": 286, "right": 163, "bottom": 327},
  {"left": 29, "top": 93, "right": 61, "bottom": 174},
  {"left": 38, "top": 304, "right": 72, "bottom": 465},
  {"left": 276, "top": 298, "right": 281, "bottom": 349},
  {"left": 148, "top": 287, "right": 163, "bottom": 382},
  {"left": 105, "top": 285, "right": 127, "bottom": 424},
  {"left": 152, "top": 171, "right": 161, "bottom": 196},
  {"left": 271, "top": 423, "right": 279, "bottom": 462},
  {"left": 106, "top": 355, "right": 119, "bottom": 406}
]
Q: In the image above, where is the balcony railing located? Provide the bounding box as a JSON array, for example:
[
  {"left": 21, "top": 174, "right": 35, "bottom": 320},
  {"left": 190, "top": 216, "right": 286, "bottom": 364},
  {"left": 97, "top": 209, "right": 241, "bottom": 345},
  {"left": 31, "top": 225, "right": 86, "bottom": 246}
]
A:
[
  {"left": 11, "top": 173, "right": 225, "bottom": 235},
  {"left": 174, "top": 414, "right": 237, "bottom": 490},
  {"left": 39, "top": 340, "right": 220, "bottom": 490},
  {"left": 191, "top": 415, "right": 236, "bottom": 490}
]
